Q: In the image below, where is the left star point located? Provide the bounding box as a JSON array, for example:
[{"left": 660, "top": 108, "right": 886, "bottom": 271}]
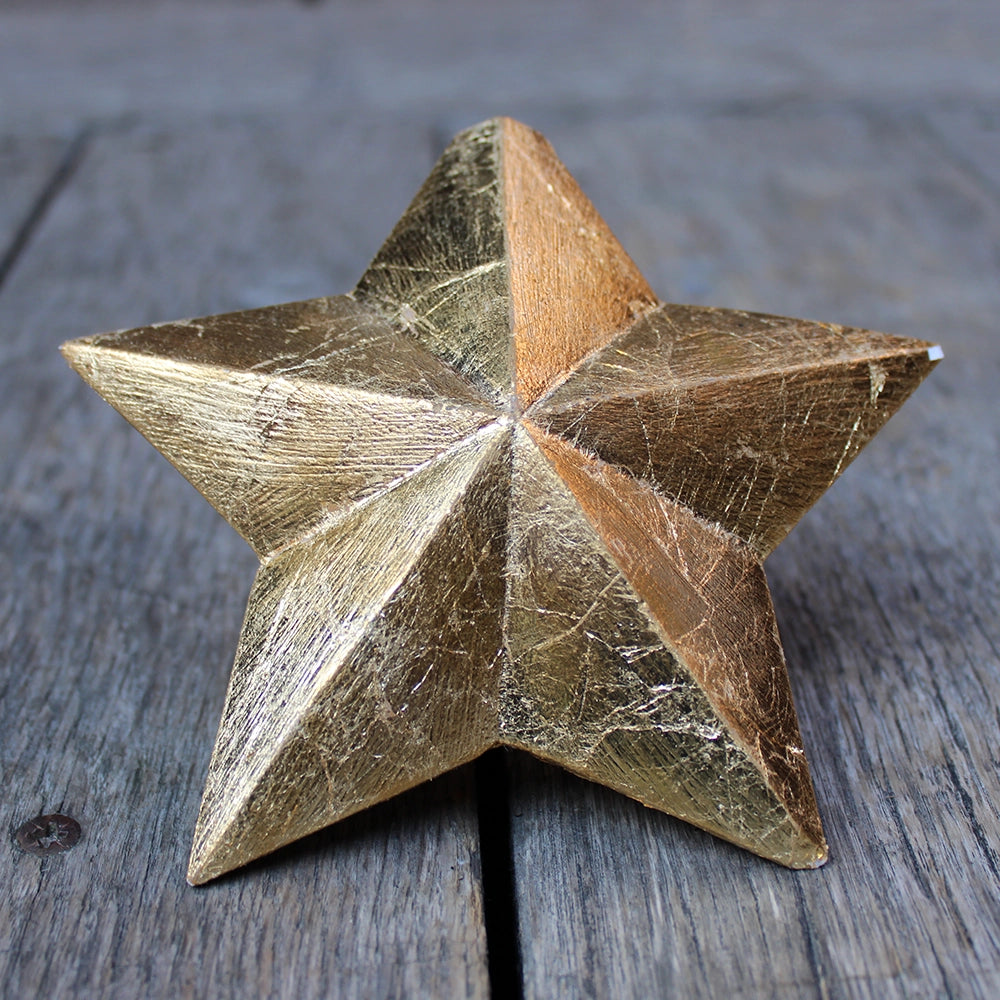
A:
[{"left": 62, "top": 296, "right": 499, "bottom": 556}]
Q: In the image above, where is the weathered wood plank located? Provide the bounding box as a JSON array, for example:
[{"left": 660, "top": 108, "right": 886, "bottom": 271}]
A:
[
  {"left": 923, "top": 104, "right": 1000, "bottom": 201},
  {"left": 3, "top": 2, "right": 1000, "bottom": 996},
  {"left": 507, "top": 107, "right": 1000, "bottom": 999},
  {"left": 0, "top": 117, "right": 489, "bottom": 999},
  {"left": 2, "top": 1, "right": 1000, "bottom": 134}
]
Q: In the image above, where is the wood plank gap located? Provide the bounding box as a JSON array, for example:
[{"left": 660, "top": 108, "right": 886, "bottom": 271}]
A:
[
  {"left": 0, "top": 125, "right": 91, "bottom": 294},
  {"left": 476, "top": 748, "right": 525, "bottom": 1000}
]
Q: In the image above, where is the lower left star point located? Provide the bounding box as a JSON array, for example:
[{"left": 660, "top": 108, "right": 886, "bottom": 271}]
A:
[{"left": 187, "top": 423, "right": 512, "bottom": 885}]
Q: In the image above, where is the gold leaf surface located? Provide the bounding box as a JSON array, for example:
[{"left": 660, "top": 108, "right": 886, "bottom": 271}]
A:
[{"left": 62, "top": 117, "right": 940, "bottom": 883}]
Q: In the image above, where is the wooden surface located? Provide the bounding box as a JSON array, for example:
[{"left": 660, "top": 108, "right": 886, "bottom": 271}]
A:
[{"left": 2, "top": 2, "right": 998, "bottom": 997}]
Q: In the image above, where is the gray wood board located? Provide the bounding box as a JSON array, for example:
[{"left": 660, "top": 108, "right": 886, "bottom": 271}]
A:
[
  {"left": 2, "top": 1, "right": 1000, "bottom": 995},
  {"left": 0, "top": 117, "right": 489, "bottom": 1000},
  {"left": 2, "top": 1, "right": 1000, "bottom": 134},
  {"left": 507, "top": 107, "right": 1000, "bottom": 999},
  {"left": 924, "top": 104, "right": 1000, "bottom": 203}
]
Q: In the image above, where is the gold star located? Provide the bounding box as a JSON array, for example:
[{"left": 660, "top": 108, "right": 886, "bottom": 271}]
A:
[{"left": 62, "top": 118, "right": 940, "bottom": 884}]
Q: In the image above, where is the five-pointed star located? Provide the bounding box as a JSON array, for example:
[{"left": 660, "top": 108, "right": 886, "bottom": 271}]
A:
[{"left": 63, "top": 118, "right": 940, "bottom": 884}]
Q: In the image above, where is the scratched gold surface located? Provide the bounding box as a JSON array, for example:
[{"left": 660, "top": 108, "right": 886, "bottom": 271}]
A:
[
  {"left": 503, "top": 425, "right": 822, "bottom": 865},
  {"left": 502, "top": 118, "right": 656, "bottom": 405},
  {"left": 62, "top": 117, "right": 940, "bottom": 884},
  {"left": 188, "top": 426, "right": 510, "bottom": 882},
  {"left": 535, "top": 302, "right": 939, "bottom": 555},
  {"left": 67, "top": 296, "right": 495, "bottom": 555},
  {"left": 354, "top": 119, "right": 512, "bottom": 404}
]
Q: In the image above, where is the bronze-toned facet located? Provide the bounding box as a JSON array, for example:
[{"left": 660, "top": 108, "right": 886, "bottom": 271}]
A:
[
  {"left": 534, "top": 303, "right": 939, "bottom": 554},
  {"left": 502, "top": 119, "right": 657, "bottom": 405},
  {"left": 62, "top": 117, "right": 941, "bottom": 885}
]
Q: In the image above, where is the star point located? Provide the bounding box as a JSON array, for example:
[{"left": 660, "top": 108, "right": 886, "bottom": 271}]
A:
[{"left": 63, "top": 117, "right": 939, "bottom": 884}]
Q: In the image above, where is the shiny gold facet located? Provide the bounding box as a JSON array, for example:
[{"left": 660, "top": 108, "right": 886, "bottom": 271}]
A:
[
  {"left": 62, "top": 117, "right": 941, "bottom": 884},
  {"left": 354, "top": 120, "right": 511, "bottom": 404},
  {"left": 188, "top": 425, "right": 510, "bottom": 883}
]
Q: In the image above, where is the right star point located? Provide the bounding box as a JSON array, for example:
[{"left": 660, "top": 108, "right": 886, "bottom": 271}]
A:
[{"left": 534, "top": 302, "right": 941, "bottom": 554}]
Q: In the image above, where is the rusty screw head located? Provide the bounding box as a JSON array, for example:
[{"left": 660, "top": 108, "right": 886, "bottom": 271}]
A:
[{"left": 14, "top": 814, "right": 81, "bottom": 856}]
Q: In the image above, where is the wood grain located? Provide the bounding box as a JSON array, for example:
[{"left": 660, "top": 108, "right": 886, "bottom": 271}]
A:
[{"left": 1, "top": 2, "right": 999, "bottom": 997}]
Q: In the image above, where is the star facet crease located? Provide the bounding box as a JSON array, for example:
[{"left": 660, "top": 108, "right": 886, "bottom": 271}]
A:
[{"left": 62, "top": 117, "right": 940, "bottom": 884}]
